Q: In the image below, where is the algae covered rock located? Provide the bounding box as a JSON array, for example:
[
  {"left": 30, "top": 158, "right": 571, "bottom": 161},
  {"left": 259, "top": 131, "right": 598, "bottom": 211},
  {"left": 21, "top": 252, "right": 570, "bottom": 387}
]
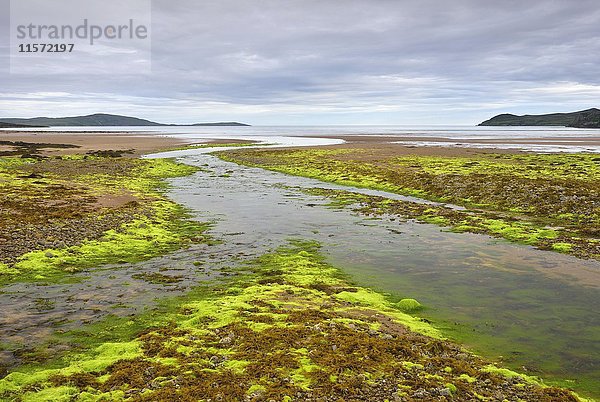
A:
[{"left": 396, "top": 298, "right": 423, "bottom": 312}]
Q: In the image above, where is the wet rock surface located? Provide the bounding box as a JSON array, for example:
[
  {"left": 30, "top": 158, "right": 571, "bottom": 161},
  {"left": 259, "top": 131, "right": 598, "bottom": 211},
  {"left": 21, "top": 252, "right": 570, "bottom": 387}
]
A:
[{"left": 0, "top": 210, "right": 141, "bottom": 264}]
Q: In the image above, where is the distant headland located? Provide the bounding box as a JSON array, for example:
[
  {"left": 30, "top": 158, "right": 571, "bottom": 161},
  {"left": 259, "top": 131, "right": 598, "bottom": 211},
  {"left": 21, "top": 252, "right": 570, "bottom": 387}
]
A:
[
  {"left": 0, "top": 113, "right": 250, "bottom": 127},
  {"left": 479, "top": 108, "right": 600, "bottom": 128},
  {"left": 0, "top": 122, "right": 46, "bottom": 128}
]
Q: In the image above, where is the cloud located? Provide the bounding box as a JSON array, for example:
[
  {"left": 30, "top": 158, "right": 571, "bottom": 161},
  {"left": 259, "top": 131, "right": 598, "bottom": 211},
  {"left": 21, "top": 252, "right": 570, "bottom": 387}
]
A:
[{"left": 1, "top": 0, "right": 599, "bottom": 124}]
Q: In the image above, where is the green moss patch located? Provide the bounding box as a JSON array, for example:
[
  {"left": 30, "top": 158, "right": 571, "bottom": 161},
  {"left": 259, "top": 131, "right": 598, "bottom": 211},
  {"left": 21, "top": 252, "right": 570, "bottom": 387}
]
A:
[
  {"left": 396, "top": 298, "right": 424, "bottom": 313},
  {"left": 0, "top": 155, "right": 208, "bottom": 285}
]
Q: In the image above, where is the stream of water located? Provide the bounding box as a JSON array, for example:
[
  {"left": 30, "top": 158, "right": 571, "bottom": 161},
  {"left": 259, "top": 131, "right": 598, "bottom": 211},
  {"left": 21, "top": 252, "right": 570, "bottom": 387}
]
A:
[{"left": 1, "top": 143, "right": 598, "bottom": 397}]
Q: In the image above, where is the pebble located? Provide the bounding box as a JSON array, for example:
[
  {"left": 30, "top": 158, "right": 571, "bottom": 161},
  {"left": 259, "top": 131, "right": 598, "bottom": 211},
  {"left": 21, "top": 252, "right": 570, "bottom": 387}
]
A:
[{"left": 439, "top": 388, "right": 452, "bottom": 397}]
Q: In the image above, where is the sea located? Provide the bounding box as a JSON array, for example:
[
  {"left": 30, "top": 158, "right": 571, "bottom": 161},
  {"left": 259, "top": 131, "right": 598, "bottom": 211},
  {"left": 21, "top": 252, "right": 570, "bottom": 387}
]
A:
[{"left": 3, "top": 125, "right": 600, "bottom": 152}]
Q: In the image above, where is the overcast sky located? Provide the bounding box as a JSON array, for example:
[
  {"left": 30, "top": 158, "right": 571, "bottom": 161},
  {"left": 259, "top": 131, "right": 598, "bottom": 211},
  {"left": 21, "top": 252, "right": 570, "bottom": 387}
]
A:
[{"left": 1, "top": 0, "right": 599, "bottom": 125}]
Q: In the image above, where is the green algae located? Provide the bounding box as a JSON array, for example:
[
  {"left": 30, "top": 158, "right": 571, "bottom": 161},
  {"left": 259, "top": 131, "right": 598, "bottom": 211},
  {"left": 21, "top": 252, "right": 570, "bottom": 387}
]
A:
[
  {"left": 334, "top": 288, "right": 439, "bottom": 338},
  {"left": 476, "top": 219, "right": 558, "bottom": 243},
  {"left": 459, "top": 373, "right": 478, "bottom": 383},
  {"left": 246, "top": 383, "right": 266, "bottom": 395},
  {"left": 218, "top": 147, "right": 600, "bottom": 260},
  {"left": 445, "top": 382, "right": 458, "bottom": 394},
  {"left": 552, "top": 242, "right": 574, "bottom": 253},
  {"left": 0, "top": 341, "right": 141, "bottom": 395},
  {"left": 22, "top": 386, "right": 79, "bottom": 402},
  {"left": 0, "top": 156, "right": 209, "bottom": 285},
  {"left": 396, "top": 298, "right": 423, "bottom": 313},
  {"left": 10, "top": 202, "right": 206, "bottom": 278},
  {"left": 401, "top": 361, "right": 424, "bottom": 370},
  {"left": 301, "top": 186, "right": 599, "bottom": 260},
  {"left": 406, "top": 153, "right": 599, "bottom": 181},
  {"left": 0, "top": 240, "right": 582, "bottom": 401},
  {"left": 419, "top": 214, "right": 451, "bottom": 226}
]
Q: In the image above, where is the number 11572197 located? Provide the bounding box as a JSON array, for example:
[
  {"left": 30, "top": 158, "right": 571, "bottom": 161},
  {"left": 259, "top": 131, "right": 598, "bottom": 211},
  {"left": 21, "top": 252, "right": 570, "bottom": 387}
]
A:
[{"left": 18, "top": 43, "right": 74, "bottom": 52}]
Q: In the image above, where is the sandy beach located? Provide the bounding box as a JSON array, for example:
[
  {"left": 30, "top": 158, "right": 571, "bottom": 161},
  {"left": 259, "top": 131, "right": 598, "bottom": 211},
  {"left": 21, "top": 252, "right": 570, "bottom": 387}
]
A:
[
  {"left": 3, "top": 130, "right": 600, "bottom": 158},
  {"left": 0, "top": 131, "right": 255, "bottom": 156}
]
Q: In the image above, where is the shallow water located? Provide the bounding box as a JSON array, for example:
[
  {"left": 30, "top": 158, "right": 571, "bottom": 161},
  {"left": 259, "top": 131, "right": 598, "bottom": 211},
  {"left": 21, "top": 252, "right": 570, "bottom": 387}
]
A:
[
  {"left": 163, "top": 150, "right": 600, "bottom": 396},
  {"left": 4, "top": 124, "right": 600, "bottom": 152},
  {"left": 0, "top": 244, "right": 231, "bottom": 366}
]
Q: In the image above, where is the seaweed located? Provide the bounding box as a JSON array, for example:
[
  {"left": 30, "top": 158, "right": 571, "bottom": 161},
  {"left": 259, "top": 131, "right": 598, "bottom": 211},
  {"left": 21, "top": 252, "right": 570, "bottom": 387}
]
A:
[
  {"left": 1, "top": 241, "right": 583, "bottom": 401},
  {"left": 0, "top": 156, "right": 209, "bottom": 285}
]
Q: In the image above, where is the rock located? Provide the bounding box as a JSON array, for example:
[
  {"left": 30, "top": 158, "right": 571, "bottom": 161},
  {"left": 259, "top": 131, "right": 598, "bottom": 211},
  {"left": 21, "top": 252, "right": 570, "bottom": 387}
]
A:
[
  {"left": 412, "top": 389, "right": 430, "bottom": 398},
  {"left": 396, "top": 298, "right": 423, "bottom": 312},
  {"left": 219, "top": 332, "right": 235, "bottom": 345},
  {"left": 438, "top": 387, "right": 452, "bottom": 397}
]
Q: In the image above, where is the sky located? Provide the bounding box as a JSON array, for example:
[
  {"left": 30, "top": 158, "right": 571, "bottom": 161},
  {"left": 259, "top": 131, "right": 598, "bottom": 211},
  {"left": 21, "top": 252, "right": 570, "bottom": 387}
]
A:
[{"left": 1, "top": 0, "right": 599, "bottom": 125}]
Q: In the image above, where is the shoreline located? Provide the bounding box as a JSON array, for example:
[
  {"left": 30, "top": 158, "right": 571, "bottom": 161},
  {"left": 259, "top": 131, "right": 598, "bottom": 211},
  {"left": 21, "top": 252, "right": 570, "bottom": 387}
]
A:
[
  {"left": 2, "top": 130, "right": 600, "bottom": 158},
  {"left": 320, "top": 134, "right": 600, "bottom": 146}
]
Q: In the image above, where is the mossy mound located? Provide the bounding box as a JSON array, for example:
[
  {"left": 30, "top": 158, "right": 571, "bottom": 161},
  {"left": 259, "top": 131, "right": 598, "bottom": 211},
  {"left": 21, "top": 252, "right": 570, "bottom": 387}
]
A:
[{"left": 396, "top": 298, "right": 423, "bottom": 312}]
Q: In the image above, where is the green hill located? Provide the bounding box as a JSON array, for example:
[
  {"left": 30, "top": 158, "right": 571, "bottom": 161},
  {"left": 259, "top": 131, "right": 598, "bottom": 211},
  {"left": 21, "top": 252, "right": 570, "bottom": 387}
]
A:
[
  {"left": 0, "top": 113, "right": 250, "bottom": 127},
  {"left": 479, "top": 108, "right": 600, "bottom": 128},
  {"left": 0, "top": 122, "right": 47, "bottom": 128}
]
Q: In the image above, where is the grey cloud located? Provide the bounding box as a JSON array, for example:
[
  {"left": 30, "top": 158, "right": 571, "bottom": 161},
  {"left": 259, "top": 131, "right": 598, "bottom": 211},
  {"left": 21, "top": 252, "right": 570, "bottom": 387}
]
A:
[{"left": 1, "top": 0, "right": 599, "bottom": 123}]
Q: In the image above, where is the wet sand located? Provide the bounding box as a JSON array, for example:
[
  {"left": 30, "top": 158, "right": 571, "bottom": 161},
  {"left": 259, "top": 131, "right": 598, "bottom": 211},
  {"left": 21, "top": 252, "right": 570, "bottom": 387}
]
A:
[
  {"left": 0, "top": 131, "right": 253, "bottom": 156},
  {"left": 246, "top": 131, "right": 600, "bottom": 158},
  {"left": 2, "top": 129, "right": 599, "bottom": 156},
  {"left": 326, "top": 134, "right": 600, "bottom": 146},
  {"left": 314, "top": 134, "right": 600, "bottom": 154},
  {"left": 0, "top": 132, "right": 483, "bottom": 159},
  {"left": 295, "top": 137, "right": 522, "bottom": 158}
]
